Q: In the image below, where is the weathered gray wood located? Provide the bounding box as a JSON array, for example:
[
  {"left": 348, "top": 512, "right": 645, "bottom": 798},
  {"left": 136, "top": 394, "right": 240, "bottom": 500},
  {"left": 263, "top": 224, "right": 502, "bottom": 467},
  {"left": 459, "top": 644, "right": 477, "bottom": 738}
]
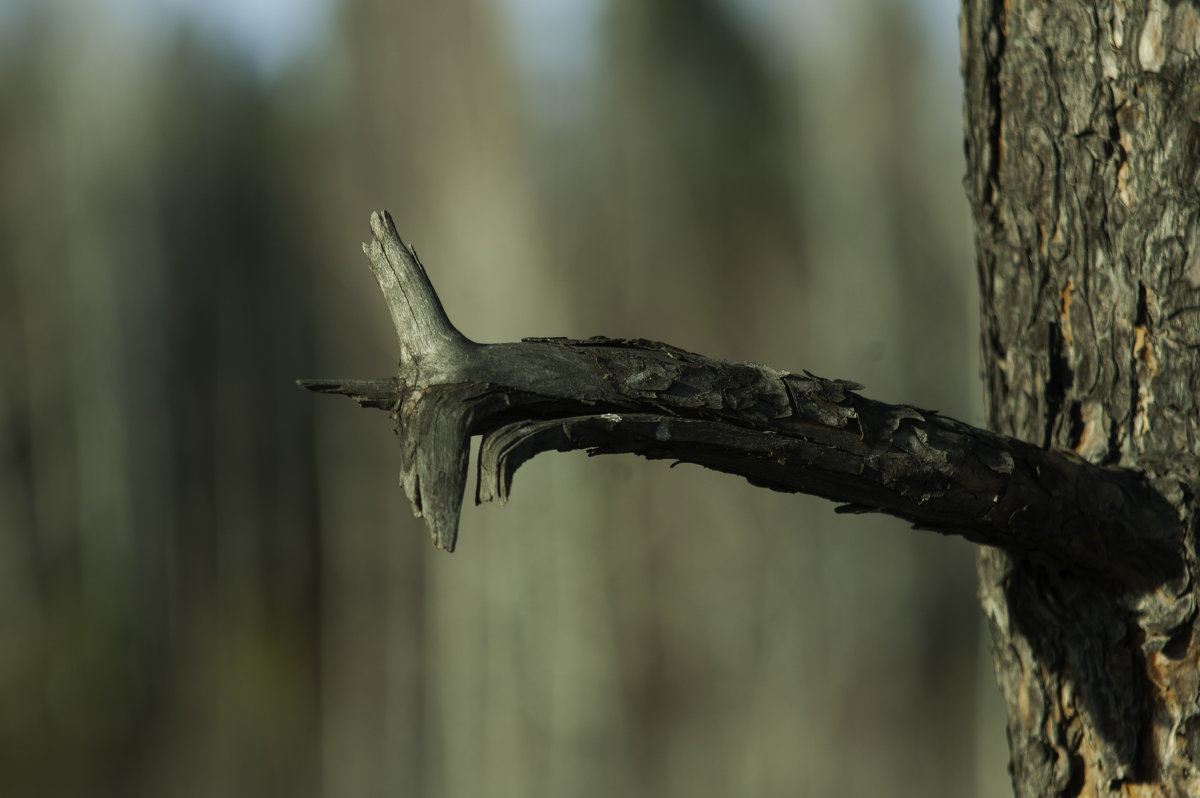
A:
[
  {"left": 962, "top": 1, "right": 1200, "bottom": 794},
  {"left": 300, "top": 213, "right": 1182, "bottom": 609}
]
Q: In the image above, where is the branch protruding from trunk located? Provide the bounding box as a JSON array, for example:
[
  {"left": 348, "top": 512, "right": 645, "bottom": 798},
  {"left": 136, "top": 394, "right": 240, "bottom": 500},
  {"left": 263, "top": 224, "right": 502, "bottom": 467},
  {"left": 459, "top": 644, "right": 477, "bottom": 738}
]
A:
[{"left": 299, "top": 211, "right": 1183, "bottom": 593}]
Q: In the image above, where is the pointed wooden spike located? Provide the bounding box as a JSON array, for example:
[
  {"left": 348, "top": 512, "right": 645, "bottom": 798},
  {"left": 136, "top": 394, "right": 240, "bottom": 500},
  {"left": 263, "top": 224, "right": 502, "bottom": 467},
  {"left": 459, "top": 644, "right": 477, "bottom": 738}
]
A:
[{"left": 363, "top": 210, "right": 471, "bottom": 363}]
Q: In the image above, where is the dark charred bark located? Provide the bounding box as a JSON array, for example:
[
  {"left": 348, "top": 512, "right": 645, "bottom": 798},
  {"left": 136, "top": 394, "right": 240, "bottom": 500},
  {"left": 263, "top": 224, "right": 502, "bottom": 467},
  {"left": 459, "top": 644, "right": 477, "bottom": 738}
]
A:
[
  {"left": 962, "top": 0, "right": 1200, "bottom": 794},
  {"left": 300, "top": 207, "right": 1183, "bottom": 592}
]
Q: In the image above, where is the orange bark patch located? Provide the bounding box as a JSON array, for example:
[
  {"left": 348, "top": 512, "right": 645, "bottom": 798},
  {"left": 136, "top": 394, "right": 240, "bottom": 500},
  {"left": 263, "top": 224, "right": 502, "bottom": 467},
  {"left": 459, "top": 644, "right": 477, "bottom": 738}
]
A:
[
  {"left": 1059, "top": 280, "right": 1075, "bottom": 344},
  {"left": 1133, "top": 325, "right": 1160, "bottom": 376}
]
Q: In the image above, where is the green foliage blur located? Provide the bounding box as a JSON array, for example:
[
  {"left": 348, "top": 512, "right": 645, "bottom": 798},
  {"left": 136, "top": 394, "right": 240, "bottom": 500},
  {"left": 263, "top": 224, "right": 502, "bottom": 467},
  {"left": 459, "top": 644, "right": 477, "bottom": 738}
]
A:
[{"left": 0, "top": 1, "right": 1005, "bottom": 796}]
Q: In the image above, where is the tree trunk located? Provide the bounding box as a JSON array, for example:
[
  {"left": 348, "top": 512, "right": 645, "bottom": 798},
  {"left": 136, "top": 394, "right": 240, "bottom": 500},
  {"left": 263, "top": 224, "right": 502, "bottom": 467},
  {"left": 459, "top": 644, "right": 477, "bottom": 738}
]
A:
[{"left": 961, "top": 0, "right": 1200, "bottom": 794}]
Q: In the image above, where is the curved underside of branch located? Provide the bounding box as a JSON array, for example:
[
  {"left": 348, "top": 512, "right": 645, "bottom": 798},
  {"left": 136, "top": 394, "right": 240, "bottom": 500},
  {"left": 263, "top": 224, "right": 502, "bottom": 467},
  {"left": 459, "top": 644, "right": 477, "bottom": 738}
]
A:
[{"left": 299, "top": 211, "right": 1184, "bottom": 596}]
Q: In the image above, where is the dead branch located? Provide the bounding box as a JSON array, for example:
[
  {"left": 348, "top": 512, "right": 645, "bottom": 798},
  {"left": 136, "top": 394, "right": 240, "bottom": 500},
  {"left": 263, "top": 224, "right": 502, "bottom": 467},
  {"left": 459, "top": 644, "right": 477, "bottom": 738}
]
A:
[{"left": 300, "top": 211, "right": 1182, "bottom": 593}]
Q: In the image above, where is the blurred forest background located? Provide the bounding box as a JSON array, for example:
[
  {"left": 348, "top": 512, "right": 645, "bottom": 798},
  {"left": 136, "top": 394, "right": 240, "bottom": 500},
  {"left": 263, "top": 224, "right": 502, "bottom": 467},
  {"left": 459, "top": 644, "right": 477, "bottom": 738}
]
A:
[{"left": 0, "top": 0, "right": 1006, "bottom": 796}]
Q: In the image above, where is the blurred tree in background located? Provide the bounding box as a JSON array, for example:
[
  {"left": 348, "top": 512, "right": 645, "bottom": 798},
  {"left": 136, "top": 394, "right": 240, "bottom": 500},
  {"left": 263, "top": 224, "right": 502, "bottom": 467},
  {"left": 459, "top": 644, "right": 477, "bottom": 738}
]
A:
[{"left": 0, "top": 1, "right": 1000, "bottom": 796}]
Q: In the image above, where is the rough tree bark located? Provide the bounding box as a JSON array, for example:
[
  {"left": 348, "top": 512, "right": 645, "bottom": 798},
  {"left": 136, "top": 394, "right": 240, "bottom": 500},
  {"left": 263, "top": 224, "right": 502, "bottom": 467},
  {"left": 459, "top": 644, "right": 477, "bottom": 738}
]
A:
[
  {"left": 302, "top": 2, "right": 1200, "bottom": 794},
  {"left": 961, "top": 1, "right": 1200, "bottom": 795}
]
